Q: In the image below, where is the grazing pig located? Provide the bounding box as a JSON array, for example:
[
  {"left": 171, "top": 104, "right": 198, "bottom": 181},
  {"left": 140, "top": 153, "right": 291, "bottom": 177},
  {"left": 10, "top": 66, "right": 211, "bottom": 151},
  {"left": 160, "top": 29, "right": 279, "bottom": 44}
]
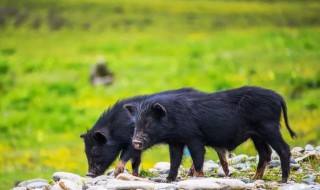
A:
[
  {"left": 125, "top": 86, "right": 296, "bottom": 182},
  {"left": 80, "top": 88, "right": 229, "bottom": 178}
]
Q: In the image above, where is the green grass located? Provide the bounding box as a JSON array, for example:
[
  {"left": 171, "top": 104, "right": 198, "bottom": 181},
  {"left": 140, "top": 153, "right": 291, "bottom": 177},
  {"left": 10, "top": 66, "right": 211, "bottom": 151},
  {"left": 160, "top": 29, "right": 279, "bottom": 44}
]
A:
[{"left": 1, "top": 0, "right": 320, "bottom": 189}]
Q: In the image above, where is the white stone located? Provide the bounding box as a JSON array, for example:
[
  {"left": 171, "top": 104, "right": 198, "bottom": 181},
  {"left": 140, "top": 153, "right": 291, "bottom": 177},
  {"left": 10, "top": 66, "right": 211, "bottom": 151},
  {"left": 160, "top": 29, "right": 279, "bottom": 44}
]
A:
[
  {"left": 254, "top": 179, "right": 265, "bottom": 187},
  {"left": 86, "top": 186, "right": 108, "bottom": 190},
  {"left": 295, "top": 151, "right": 317, "bottom": 162},
  {"left": 291, "top": 147, "right": 304, "bottom": 156},
  {"left": 254, "top": 179, "right": 265, "bottom": 183},
  {"left": 232, "top": 162, "right": 251, "bottom": 170},
  {"left": 217, "top": 166, "right": 235, "bottom": 177},
  {"left": 17, "top": 179, "right": 48, "bottom": 187},
  {"left": 305, "top": 144, "right": 315, "bottom": 152},
  {"left": 228, "top": 154, "right": 249, "bottom": 164},
  {"left": 154, "top": 183, "right": 178, "bottom": 190},
  {"left": 290, "top": 163, "right": 301, "bottom": 170},
  {"left": 148, "top": 168, "right": 159, "bottom": 173},
  {"left": 245, "top": 183, "right": 256, "bottom": 189},
  {"left": 26, "top": 181, "right": 50, "bottom": 189},
  {"left": 50, "top": 183, "right": 63, "bottom": 190},
  {"left": 254, "top": 180, "right": 267, "bottom": 188},
  {"left": 268, "top": 181, "right": 280, "bottom": 188},
  {"left": 280, "top": 183, "right": 320, "bottom": 190},
  {"left": 59, "top": 179, "right": 82, "bottom": 190},
  {"left": 52, "top": 172, "right": 82, "bottom": 184},
  {"left": 177, "top": 178, "right": 223, "bottom": 190},
  {"left": 203, "top": 160, "right": 219, "bottom": 172},
  {"left": 211, "top": 178, "right": 246, "bottom": 189},
  {"left": 11, "top": 188, "right": 27, "bottom": 190},
  {"left": 178, "top": 178, "right": 246, "bottom": 190},
  {"left": 116, "top": 173, "right": 150, "bottom": 182},
  {"left": 315, "top": 146, "right": 320, "bottom": 152},
  {"left": 154, "top": 162, "right": 171, "bottom": 170},
  {"left": 269, "top": 160, "right": 281, "bottom": 168},
  {"left": 83, "top": 175, "right": 112, "bottom": 186},
  {"left": 107, "top": 179, "right": 155, "bottom": 190}
]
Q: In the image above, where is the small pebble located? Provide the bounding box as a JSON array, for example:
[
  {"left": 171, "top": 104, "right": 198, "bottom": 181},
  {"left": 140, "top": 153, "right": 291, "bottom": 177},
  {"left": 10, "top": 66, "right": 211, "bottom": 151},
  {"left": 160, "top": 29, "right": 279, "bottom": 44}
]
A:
[
  {"left": 11, "top": 188, "right": 27, "bottom": 190},
  {"left": 149, "top": 177, "right": 167, "bottom": 183},
  {"left": 290, "top": 157, "right": 297, "bottom": 164},
  {"left": 305, "top": 144, "right": 315, "bottom": 152},
  {"left": 203, "top": 160, "right": 219, "bottom": 172},
  {"left": 59, "top": 179, "right": 82, "bottom": 190},
  {"left": 295, "top": 151, "right": 317, "bottom": 162},
  {"left": 245, "top": 183, "right": 256, "bottom": 189},
  {"left": 17, "top": 179, "right": 48, "bottom": 187},
  {"left": 268, "top": 160, "right": 281, "bottom": 168},
  {"left": 290, "top": 163, "right": 301, "bottom": 170},
  {"left": 291, "top": 147, "right": 304, "bottom": 156},
  {"left": 154, "top": 162, "right": 170, "bottom": 170},
  {"left": 217, "top": 166, "right": 235, "bottom": 177},
  {"left": 228, "top": 154, "right": 249, "bottom": 164},
  {"left": 302, "top": 175, "right": 316, "bottom": 184},
  {"left": 26, "top": 181, "right": 50, "bottom": 189},
  {"left": 52, "top": 172, "right": 82, "bottom": 184}
]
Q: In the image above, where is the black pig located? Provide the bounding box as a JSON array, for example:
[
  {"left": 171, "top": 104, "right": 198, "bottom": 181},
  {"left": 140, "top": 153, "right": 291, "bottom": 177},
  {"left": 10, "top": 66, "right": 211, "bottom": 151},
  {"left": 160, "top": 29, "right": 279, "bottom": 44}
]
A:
[
  {"left": 126, "top": 86, "right": 296, "bottom": 182},
  {"left": 80, "top": 88, "right": 229, "bottom": 178}
]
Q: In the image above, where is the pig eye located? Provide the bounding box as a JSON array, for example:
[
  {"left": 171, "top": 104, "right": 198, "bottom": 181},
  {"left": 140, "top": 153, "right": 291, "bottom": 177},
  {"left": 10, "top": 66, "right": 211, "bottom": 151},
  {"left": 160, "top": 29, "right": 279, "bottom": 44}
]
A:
[
  {"left": 91, "top": 146, "right": 100, "bottom": 156},
  {"left": 145, "top": 119, "right": 154, "bottom": 127}
]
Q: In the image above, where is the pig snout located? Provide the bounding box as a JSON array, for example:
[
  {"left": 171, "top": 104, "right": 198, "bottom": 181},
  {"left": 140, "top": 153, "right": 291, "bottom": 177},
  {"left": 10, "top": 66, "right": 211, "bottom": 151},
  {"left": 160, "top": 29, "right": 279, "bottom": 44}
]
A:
[{"left": 132, "top": 139, "right": 144, "bottom": 150}]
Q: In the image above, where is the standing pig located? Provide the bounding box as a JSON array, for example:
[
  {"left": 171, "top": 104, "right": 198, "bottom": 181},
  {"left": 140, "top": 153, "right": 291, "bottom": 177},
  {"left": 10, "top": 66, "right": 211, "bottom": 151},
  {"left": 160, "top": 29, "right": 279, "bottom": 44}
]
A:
[
  {"left": 80, "top": 88, "right": 229, "bottom": 178},
  {"left": 125, "top": 86, "right": 296, "bottom": 182}
]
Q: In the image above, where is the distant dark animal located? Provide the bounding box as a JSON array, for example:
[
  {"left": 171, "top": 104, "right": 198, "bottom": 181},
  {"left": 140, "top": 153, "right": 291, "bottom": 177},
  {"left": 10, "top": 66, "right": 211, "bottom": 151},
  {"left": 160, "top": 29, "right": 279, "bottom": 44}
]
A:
[
  {"left": 80, "top": 88, "right": 229, "bottom": 178},
  {"left": 125, "top": 86, "right": 296, "bottom": 182},
  {"left": 90, "top": 58, "right": 114, "bottom": 86}
]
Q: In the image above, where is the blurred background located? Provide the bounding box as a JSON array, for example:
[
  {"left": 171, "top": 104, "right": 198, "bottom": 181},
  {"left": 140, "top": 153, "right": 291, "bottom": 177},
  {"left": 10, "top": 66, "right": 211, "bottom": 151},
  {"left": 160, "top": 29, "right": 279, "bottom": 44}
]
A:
[{"left": 0, "top": 0, "right": 319, "bottom": 188}]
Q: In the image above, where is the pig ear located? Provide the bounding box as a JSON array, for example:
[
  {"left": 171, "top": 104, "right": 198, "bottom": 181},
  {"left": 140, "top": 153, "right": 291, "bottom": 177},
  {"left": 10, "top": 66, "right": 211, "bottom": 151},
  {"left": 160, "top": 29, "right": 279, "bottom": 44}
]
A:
[
  {"left": 93, "top": 131, "right": 107, "bottom": 144},
  {"left": 80, "top": 133, "right": 86, "bottom": 139},
  {"left": 152, "top": 103, "right": 166, "bottom": 118},
  {"left": 124, "top": 104, "right": 136, "bottom": 117}
]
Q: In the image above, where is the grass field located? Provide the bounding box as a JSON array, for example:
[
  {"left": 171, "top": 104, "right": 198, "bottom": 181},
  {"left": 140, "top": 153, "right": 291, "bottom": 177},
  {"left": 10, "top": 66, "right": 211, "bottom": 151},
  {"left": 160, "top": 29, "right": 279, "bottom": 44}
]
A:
[{"left": 1, "top": 0, "right": 320, "bottom": 189}]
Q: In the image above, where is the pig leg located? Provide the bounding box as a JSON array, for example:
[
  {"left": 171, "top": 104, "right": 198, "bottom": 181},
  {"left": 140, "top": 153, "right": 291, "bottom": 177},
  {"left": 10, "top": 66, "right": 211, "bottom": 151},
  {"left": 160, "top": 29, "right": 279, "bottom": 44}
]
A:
[
  {"left": 167, "top": 143, "right": 184, "bottom": 182},
  {"left": 189, "top": 148, "right": 228, "bottom": 176},
  {"left": 187, "top": 163, "right": 195, "bottom": 176},
  {"left": 131, "top": 151, "right": 142, "bottom": 176},
  {"left": 187, "top": 141, "right": 205, "bottom": 177},
  {"left": 251, "top": 136, "right": 272, "bottom": 180},
  {"left": 114, "top": 146, "right": 134, "bottom": 177},
  {"left": 259, "top": 124, "right": 291, "bottom": 183},
  {"left": 215, "top": 147, "right": 229, "bottom": 176},
  {"left": 114, "top": 160, "right": 126, "bottom": 177}
]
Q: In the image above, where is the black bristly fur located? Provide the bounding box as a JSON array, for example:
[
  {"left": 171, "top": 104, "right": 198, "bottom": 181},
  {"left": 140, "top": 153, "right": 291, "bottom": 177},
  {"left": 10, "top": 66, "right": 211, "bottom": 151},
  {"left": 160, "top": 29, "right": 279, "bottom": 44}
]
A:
[
  {"left": 130, "top": 86, "right": 296, "bottom": 182},
  {"left": 80, "top": 88, "right": 199, "bottom": 177}
]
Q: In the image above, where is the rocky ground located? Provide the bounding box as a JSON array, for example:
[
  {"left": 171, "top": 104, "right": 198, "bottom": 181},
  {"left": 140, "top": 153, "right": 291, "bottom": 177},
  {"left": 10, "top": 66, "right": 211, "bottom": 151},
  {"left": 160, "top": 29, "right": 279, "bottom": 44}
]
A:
[{"left": 13, "top": 144, "right": 320, "bottom": 190}]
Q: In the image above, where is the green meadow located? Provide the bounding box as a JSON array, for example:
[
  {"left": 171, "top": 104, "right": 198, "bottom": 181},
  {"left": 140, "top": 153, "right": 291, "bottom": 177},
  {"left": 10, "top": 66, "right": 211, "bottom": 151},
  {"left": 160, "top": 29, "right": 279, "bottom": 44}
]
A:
[{"left": 1, "top": 0, "right": 320, "bottom": 189}]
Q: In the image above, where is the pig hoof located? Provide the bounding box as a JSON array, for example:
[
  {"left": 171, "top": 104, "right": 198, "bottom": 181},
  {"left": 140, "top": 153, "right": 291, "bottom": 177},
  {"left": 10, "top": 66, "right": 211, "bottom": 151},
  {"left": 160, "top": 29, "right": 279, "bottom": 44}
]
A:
[
  {"left": 166, "top": 177, "right": 175, "bottom": 182},
  {"left": 280, "top": 178, "right": 288, "bottom": 183},
  {"left": 132, "top": 171, "right": 139, "bottom": 176},
  {"left": 187, "top": 170, "right": 194, "bottom": 176},
  {"left": 224, "top": 170, "right": 230, "bottom": 176},
  {"left": 114, "top": 168, "right": 124, "bottom": 177},
  {"left": 193, "top": 171, "right": 204, "bottom": 177}
]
